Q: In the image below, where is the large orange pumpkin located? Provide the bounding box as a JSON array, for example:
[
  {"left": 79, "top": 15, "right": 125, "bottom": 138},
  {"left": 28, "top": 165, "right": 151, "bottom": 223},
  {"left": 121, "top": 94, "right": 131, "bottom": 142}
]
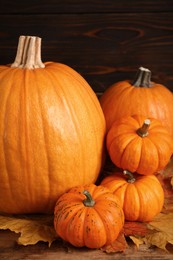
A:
[
  {"left": 54, "top": 183, "right": 124, "bottom": 248},
  {"left": 0, "top": 35, "right": 106, "bottom": 214},
  {"left": 107, "top": 115, "right": 173, "bottom": 175},
  {"left": 101, "top": 171, "right": 164, "bottom": 222},
  {"left": 100, "top": 67, "right": 173, "bottom": 136}
]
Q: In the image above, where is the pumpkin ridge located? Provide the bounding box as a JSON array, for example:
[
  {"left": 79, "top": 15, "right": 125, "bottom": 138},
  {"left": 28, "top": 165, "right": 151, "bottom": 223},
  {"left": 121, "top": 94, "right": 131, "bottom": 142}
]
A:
[
  {"left": 108, "top": 132, "right": 137, "bottom": 169},
  {"left": 55, "top": 63, "right": 106, "bottom": 155},
  {"left": 120, "top": 136, "right": 140, "bottom": 171},
  {"left": 124, "top": 182, "right": 140, "bottom": 221},
  {"left": 91, "top": 186, "right": 112, "bottom": 203},
  {"left": 56, "top": 203, "right": 84, "bottom": 243},
  {"left": 0, "top": 66, "right": 14, "bottom": 77},
  {"left": 136, "top": 137, "right": 159, "bottom": 175},
  {"left": 147, "top": 177, "right": 164, "bottom": 213},
  {"left": 111, "top": 180, "right": 127, "bottom": 209},
  {"left": 2, "top": 68, "right": 32, "bottom": 213},
  {"left": 21, "top": 69, "right": 31, "bottom": 209},
  {"left": 102, "top": 178, "right": 128, "bottom": 199},
  {"left": 108, "top": 127, "right": 134, "bottom": 143},
  {"left": 81, "top": 186, "right": 107, "bottom": 247},
  {"left": 135, "top": 177, "right": 163, "bottom": 221},
  {"left": 133, "top": 182, "right": 144, "bottom": 221},
  {"left": 82, "top": 206, "right": 91, "bottom": 246},
  {"left": 70, "top": 67, "right": 105, "bottom": 179},
  {"left": 100, "top": 81, "right": 132, "bottom": 109},
  {"left": 89, "top": 183, "right": 103, "bottom": 200},
  {"left": 1, "top": 68, "right": 20, "bottom": 206},
  {"left": 48, "top": 66, "right": 87, "bottom": 182},
  {"left": 34, "top": 69, "right": 52, "bottom": 209},
  {"left": 54, "top": 63, "right": 105, "bottom": 121},
  {"left": 67, "top": 206, "right": 86, "bottom": 247},
  {"left": 64, "top": 70, "right": 102, "bottom": 180},
  {"left": 109, "top": 86, "right": 134, "bottom": 124},
  {"left": 84, "top": 206, "right": 107, "bottom": 247},
  {"left": 93, "top": 202, "right": 113, "bottom": 245},
  {"left": 100, "top": 84, "right": 133, "bottom": 131},
  {"left": 18, "top": 69, "right": 36, "bottom": 212},
  {"left": 147, "top": 134, "right": 172, "bottom": 170}
]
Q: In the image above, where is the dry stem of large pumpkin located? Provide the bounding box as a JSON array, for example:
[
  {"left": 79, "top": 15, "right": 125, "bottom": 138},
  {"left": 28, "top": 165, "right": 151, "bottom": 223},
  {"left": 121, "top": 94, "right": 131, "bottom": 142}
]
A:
[
  {"left": 132, "top": 67, "right": 152, "bottom": 88},
  {"left": 11, "top": 35, "right": 45, "bottom": 69}
]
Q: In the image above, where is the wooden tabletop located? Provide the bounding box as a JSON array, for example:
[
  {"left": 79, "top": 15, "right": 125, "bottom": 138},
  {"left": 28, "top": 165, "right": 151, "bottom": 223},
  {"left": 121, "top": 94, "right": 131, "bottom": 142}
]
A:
[{"left": 0, "top": 230, "right": 173, "bottom": 260}]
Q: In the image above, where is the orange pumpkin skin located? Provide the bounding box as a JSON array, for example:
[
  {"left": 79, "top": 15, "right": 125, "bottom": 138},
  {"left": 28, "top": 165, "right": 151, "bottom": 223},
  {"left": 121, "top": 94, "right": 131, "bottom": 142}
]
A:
[
  {"left": 0, "top": 36, "right": 106, "bottom": 214},
  {"left": 101, "top": 172, "right": 164, "bottom": 222},
  {"left": 54, "top": 183, "right": 124, "bottom": 248},
  {"left": 107, "top": 115, "right": 173, "bottom": 175},
  {"left": 100, "top": 67, "right": 173, "bottom": 136}
]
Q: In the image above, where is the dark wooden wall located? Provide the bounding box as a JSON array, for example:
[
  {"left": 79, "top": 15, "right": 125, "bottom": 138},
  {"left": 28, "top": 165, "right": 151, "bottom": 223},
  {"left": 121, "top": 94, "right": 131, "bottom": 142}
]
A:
[{"left": 0, "top": 0, "right": 173, "bottom": 93}]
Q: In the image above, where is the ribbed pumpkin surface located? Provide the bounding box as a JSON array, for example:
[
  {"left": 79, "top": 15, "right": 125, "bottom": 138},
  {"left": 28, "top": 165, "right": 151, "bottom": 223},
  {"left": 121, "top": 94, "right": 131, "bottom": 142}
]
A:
[
  {"left": 0, "top": 62, "right": 106, "bottom": 214},
  {"left": 101, "top": 173, "right": 164, "bottom": 222},
  {"left": 100, "top": 68, "right": 173, "bottom": 137}
]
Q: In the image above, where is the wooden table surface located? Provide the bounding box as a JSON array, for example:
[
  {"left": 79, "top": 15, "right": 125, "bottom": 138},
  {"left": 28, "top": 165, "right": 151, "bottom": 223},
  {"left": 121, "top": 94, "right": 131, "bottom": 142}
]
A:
[{"left": 0, "top": 230, "right": 173, "bottom": 260}]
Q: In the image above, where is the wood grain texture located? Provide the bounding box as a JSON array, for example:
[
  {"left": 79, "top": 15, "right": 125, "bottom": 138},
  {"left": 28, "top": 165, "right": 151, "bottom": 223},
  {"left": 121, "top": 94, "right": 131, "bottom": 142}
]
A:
[
  {"left": 0, "top": 13, "right": 173, "bottom": 93},
  {"left": 1, "top": 0, "right": 173, "bottom": 13}
]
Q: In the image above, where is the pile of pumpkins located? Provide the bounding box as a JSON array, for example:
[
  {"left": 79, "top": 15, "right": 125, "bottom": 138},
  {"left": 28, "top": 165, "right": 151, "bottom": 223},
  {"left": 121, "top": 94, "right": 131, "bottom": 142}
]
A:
[{"left": 0, "top": 35, "right": 173, "bottom": 249}]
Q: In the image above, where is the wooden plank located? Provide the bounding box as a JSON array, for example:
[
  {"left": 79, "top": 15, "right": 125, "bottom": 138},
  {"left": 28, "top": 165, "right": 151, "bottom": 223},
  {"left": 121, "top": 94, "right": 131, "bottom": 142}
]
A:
[
  {"left": 1, "top": 0, "right": 173, "bottom": 14},
  {"left": 0, "top": 13, "right": 173, "bottom": 92}
]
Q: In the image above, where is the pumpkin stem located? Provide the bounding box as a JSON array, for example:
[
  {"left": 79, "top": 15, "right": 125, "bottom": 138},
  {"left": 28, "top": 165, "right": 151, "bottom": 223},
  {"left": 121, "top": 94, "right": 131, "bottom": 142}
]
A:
[
  {"left": 137, "top": 119, "right": 150, "bottom": 137},
  {"left": 132, "top": 67, "right": 152, "bottom": 88},
  {"left": 11, "top": 35, "right": 45, "bottom": 69},
  {"left": 123, "top": 170, "right": 136, "bottom": 183},
  {"left": 83, "top": 190, "right": 95, "bottom": 207}
]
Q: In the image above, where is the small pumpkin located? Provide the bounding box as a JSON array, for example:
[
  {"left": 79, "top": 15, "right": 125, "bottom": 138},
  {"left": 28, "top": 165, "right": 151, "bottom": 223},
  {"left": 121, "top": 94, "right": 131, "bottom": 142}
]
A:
[
  {"left": 107, "top": 114, "right": 173, "bottom": 175},
  {"left": 0, "top": 36, "right": 106, "bottom": 214},
  {"left": 54, "top": 183, "right": 124, "bottom": 248},
  {"left": 100, "top": 67, "right": 173, "bottom": 136},
  {"left": 101, "top": 171, "right": 164, "bottom": 222}
]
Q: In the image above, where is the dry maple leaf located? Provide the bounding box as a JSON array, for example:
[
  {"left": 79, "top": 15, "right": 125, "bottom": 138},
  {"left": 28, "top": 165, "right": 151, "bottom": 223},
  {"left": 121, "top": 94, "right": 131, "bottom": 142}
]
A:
[
  {"left": 101, "top": 231, "right": 128, "bottom": 253},
  {"left": 145, "top": 213, "right": 173, "bottom": 251},
  {"left": 123, "top": 221, "right": 152, "bottom": 237},
  {"left": 157, "top": 158, "right": 173, "bottom": 213},
  {"left": 129, "top": 236, "right": 144, "bottom": 249},
  {"left": 123, "top": 221, "right": 154, "bottom": 250},
  {"left": 128, "top": 213, "right": 173, "bottom": 251},
  {"left": 0, "top": 214, "right": 58, "bottom": 246}
]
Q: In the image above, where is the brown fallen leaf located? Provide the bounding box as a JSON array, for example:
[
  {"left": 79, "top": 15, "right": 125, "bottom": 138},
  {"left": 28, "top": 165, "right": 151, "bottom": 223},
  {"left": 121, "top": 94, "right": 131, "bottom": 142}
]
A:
[
  {"left": 124, "top": 221, "right": 152, "bottom": 237},
  {"left": 123, "top": 221, "right": 155, "bottom": 249},
  {"left": 145, "top": 213, "right": 173, "bottom": 251},
  {"left": 129, "top": 236, "right": 144, "bottom": 248},
  {"left": 158, "top": 157, "right": 173, "bottom": 178},
  {"left": 127, "top": 213, "right": 173, "bottom": 251},
  {"left": 101, "top": 231, "right": 128, "bottom": 253},
  {"left": 156, "top": 158, "right": 173, "bottom": 213},
  {"left": 0, "top": 214, "right": 57, "bottom": 246}
]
